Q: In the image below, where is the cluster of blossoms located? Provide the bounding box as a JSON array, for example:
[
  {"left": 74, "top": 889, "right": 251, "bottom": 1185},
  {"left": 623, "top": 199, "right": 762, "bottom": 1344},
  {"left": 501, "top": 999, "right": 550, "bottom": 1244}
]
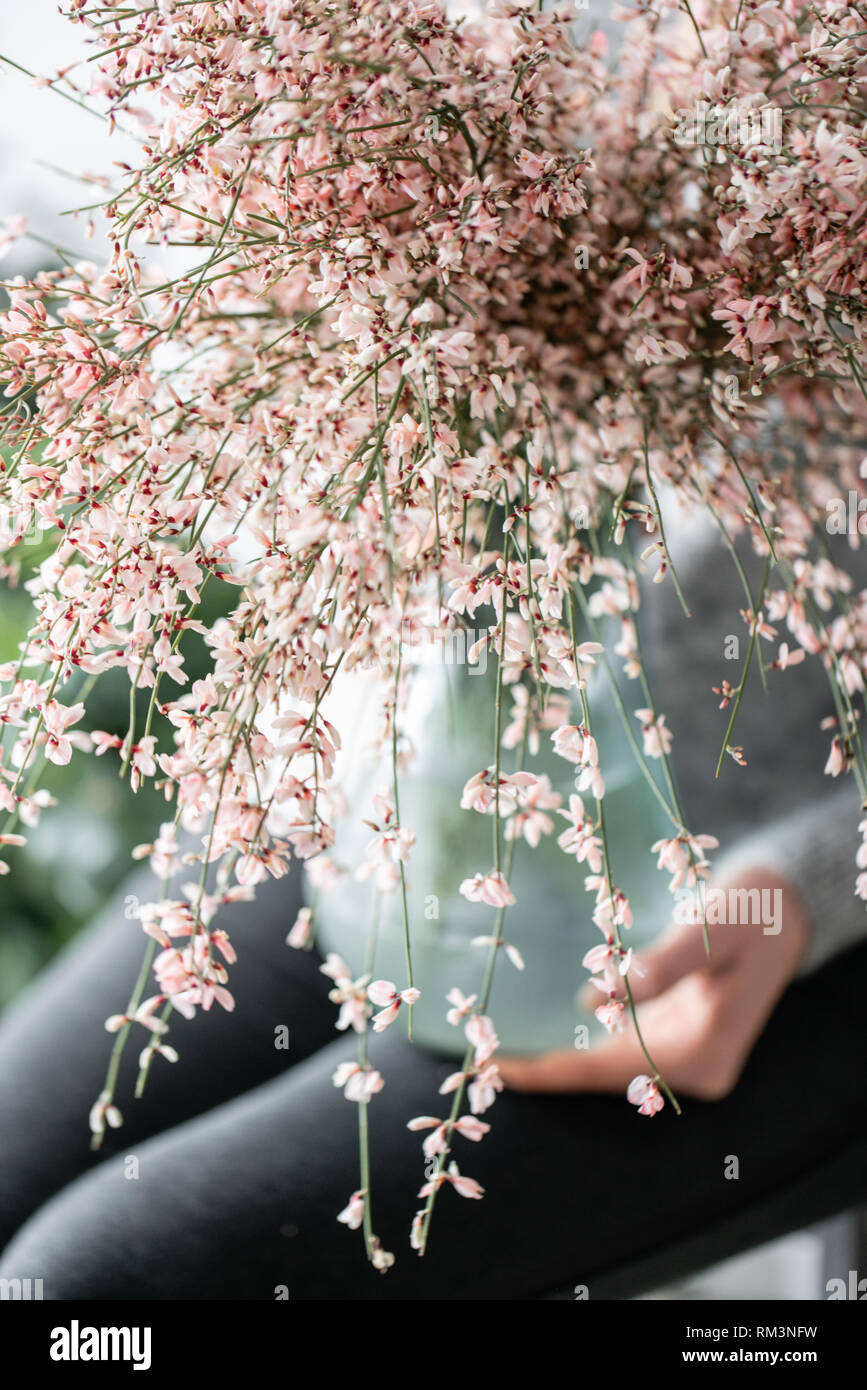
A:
[{"left": 1, "top": 0, "right": 866, "bottom": 1269}]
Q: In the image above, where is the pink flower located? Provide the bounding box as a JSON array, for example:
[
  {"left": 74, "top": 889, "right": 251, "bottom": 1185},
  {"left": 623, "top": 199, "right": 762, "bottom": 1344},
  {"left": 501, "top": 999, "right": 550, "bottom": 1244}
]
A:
[
  {"left": 356, "top": 792, "right": 415, "bottom": 893},
  {"left": 557, "top": 795, "right": 603, "bottom": 872},
  {"left": 595, "top": 997, "right": 626, "bottom": 1034},
  {"left": 92, "top": 730, "right": 123, "bottom": 756},
  {"left": 634, "top": 708, "right": 673, "bottom": 759},
  {"left": 465, "top": 1012, "right": 499, "bottom": 1066},
  {"left": 286, "top": 906, "right": 313, "bottom": 949},
  {"left": 130, "top": 736, "right": 157, "bottom": 790},
  {"left": 774, "top": 643, "right": 805, "bottom": 671},
  {"left": 369, "top": 1238, "right": 395, "bottom": 1273},
  {"left": 515, "top": 148, "right": 548, "bottom": 179},
  {"left": 332, "top": 1061, "right": 384, "bottom": 1103},
  {"left": 582, "top": 928, "right": 632, "bottom": 990},
  {"left": 551, "top": 724, "right": 597, "bottom": 766},
  {"left": 506, "top": 773, "right": 561, "bottom": 846},
  {"left": 89, "top": 1089, "right": 123, "bottom": 1137},
  {"left": 410, "top": 1211, "right": 425, "bottom": 1251},
  {"left": 459, "top": 870, "right": 516, "bottom": 908},
  {"left": 627, "top": 1074, "right": 664, "bottom": 1117},
  {"left": 418, "top": 1161, "right": 485, "bottom": 1201},
  {"left": 337, "top": 1189, "right": 366, "bottom": 1230},
  {"left": 460, "top": 767, "right": 535, "bottom": 816},
  {"left": 468, "top": 1063, "right": 504, "bottom": 1115},
  {"left": 471, "top": 935, "right": 525, "bottom": 970},
  {"left": 367, "top": 979, "right": 421, "bottom": 1032},
  {"left": 42, "top": 700, "right": 86, "bottom": 766},
  {"left": 139, "top": 1041, "right": 178, "bottom": 1068},
  {"left": 407, "top": 1113, "right": 490, "bottom": 1159},
  {"left": 320, "top": 954, "right": 370, "bottom": 1033},
  {"left": 445, "top": 987, "right": 478, "bottom": 1025},
  {"left": 104, "top": 996, "right": 168, "bottom": 1036},
  {"left": 651, "top": 834, "right": 718, "bottom": 892},
  {"left": 825, "top": 736, "right": 846, "bottom": 777}
]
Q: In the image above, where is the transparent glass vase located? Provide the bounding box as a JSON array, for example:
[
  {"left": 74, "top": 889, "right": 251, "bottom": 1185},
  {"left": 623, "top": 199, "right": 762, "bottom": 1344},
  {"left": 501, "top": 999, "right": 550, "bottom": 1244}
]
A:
[{"left": 312, "top": 652, "right": 674, "bottom": 1056}]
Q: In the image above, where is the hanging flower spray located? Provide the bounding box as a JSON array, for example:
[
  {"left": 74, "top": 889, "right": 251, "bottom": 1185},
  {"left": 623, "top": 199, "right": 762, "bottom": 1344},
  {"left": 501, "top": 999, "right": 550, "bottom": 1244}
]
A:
[{"left": 1, "top": 0, "right": 866, "bottom": 1269}]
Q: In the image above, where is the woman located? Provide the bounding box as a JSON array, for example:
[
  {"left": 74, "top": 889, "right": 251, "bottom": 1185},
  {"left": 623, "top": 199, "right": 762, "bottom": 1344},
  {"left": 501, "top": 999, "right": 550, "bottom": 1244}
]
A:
[{"left": 0, "top": 506, "right": 865, "bottom": 1300}]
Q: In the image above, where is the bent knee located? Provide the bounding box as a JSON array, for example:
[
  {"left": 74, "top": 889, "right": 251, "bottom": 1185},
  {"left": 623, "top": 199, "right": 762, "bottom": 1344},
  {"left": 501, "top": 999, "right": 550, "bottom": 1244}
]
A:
[{"left": 0, "top": 1165, "right": 156, "bottom": 1300}]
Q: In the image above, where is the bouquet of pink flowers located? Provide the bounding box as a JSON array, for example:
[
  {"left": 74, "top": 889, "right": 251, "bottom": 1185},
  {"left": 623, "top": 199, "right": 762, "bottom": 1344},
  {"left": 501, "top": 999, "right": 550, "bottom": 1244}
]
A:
[{"left": 0, "top": 0, "right": 865, "bottom": 1268}]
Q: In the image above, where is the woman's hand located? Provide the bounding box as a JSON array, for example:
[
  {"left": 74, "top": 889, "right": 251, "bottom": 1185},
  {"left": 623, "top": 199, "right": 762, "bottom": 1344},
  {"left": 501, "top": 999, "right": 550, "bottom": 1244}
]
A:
[{"left": 497, "top": 868, "right": 810, "bottom": 1103}]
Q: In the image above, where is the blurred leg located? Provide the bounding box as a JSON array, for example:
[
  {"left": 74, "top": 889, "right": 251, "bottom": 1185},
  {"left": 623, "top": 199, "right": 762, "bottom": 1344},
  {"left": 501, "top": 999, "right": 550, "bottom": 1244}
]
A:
[
  {"left": 0, "top": 863, "right": 334, "bottom": 1250},
  {"left": 1, "top": 941, "right": 865, "bottom": 1300}
]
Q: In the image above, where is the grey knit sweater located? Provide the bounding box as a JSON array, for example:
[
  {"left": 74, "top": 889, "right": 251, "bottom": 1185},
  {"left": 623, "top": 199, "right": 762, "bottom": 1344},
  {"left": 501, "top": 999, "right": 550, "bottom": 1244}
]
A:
[{"left": 642, "top": 504, "right": 867, "bottom": 975}]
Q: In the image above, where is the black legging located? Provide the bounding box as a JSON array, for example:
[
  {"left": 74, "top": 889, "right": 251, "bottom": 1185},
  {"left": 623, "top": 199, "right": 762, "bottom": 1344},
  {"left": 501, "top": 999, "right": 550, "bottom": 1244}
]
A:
[{"left": 1, "top": 866, "right": 865, "bottom": 1300}]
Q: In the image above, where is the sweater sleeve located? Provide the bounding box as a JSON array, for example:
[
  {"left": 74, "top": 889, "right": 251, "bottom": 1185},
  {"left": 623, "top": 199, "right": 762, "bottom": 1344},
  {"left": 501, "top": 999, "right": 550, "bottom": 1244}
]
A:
[
  {"left": 709, "top": 782, "right": 867, "bottom": 975},
  {"left": 638, "top": 499, "right": 867, "bottom": 977}
]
